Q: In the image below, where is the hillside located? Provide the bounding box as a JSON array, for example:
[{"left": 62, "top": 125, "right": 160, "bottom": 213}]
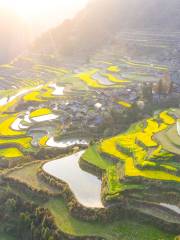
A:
[{"left": 33, "top": 0, "right": 180, "bottom": 58}]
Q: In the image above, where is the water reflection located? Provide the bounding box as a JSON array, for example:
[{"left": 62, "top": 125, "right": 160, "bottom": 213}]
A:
[{"left": 43, "top": 151, "right": 103, "bottom": 208}]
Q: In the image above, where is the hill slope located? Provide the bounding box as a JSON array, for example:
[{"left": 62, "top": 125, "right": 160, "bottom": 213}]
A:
[{"left": 33, "top": 0, "right": 180, "bottom": 58}]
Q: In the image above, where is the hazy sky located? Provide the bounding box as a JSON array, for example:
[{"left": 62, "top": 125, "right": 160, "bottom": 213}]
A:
[{"left": 0, "top": 0, "right": 89, "bottom": 36}]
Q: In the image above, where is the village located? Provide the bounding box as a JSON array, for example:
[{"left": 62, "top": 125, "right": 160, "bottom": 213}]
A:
[{"left": 44, "top": 71, "right": 180, "bottom": 140}]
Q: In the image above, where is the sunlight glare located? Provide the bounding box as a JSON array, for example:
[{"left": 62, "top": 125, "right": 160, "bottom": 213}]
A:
[{"left": 0, "top": 0, "right": 88, "bottom": 23}]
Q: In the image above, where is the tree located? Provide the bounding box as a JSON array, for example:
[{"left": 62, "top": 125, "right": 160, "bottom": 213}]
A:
[
  {"left": 142, "top": 82, "right": 153, "bottom": 102},
  {"left": 42, "top": 227, "right": 51, "bottom": 240},
  {"left": 157, "top": 78, "right": 164, "bottom": 98},
  {"left": 5, "top": 198, "right": 16, "bottom": 213},
  {"left": 48, "top": 237, "right": 55, "bottom": 240},
  {"left": 18, "top": 212, "right": 31, "bottom": 240}
]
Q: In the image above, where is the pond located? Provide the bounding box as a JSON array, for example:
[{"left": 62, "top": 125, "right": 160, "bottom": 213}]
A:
[{"left": 43, "top": 151, "right": 103, "bottom": 208}]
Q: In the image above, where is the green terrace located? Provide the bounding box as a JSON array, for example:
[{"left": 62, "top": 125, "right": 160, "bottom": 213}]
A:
[{"left": 82, "top": 109, "right": 180, "bottom": 202}]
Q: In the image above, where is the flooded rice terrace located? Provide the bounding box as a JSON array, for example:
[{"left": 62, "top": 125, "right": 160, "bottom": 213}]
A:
[{"left": 43, "top": 151, "right": 103, "bottom": 208}]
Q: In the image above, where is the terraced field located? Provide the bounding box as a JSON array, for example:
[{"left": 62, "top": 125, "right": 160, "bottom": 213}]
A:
[
  {"left": 2, "top": 153, "right": 178, "bottom": 240},
  {"left": 45, "top": 198, "right": 175, "bottom": 240},
  {"left": 0, "top": 55, "right": 169, "bottom": 163},
  {"left": 82, "top": 110, "right": 180, "bottom": 203},
  {"left": 155, "top": 113, "right": 180, "bottom": 156},
  {"left": 0, "top": 83, "right": 65, "bottom": 162},
  {"left": 1, "top": 54, "right": 168, "bottom": 111},
  {"left": 0, "top": 55, "right": 179, "bottom": 239},
  {"left": 6, "top": 161, "right": 59, "bottom": 195}
]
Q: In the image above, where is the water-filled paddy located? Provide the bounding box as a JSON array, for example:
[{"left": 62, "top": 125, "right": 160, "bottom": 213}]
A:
[
  {"left": 0, "top": 85, "right": 43, "bottom": 106},
  {"left": 160, "top": 203, "right": 180, "bottom": 215},
  {"left": 93, "top": 73, "right": 114, "bottom": 86},
  {"left": 49, "top": 83, "right": 64, "bottom": 96},
  {"left": 43, "top": 151, "right": 103, "bottom": 208},
  {"left": 32, "top": 114, "right": 58, "bottom": 122},
  {"left": 24, "top": 111, "right": 32, "bottom": 123},
  {"left": 0, "top": 97, "right": 8, "bottom": 106},
  {"left": 46, "top": 137, "right": 89, "bottom": 149},
  {"left": 29, "top": 131, "right": 47, "bottom": 147},
  {"left": 28, "top": 126, "right": 54, "bottom": 146},
  {"left": 11, "top": 117, "right": 29, "bottom": 130}
]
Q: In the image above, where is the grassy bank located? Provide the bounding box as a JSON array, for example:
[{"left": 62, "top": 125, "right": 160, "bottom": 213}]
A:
[
  {"left": 45, "top": 198, "right": 175, "bottom": 240},
  {"left": 0, "top": 232, "right": 16, "bottom": 240}
]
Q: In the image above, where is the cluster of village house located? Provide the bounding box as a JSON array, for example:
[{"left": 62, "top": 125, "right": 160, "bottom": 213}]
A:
[{"left": 46, "top": 70, "right": 179, "bottom": 135}]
